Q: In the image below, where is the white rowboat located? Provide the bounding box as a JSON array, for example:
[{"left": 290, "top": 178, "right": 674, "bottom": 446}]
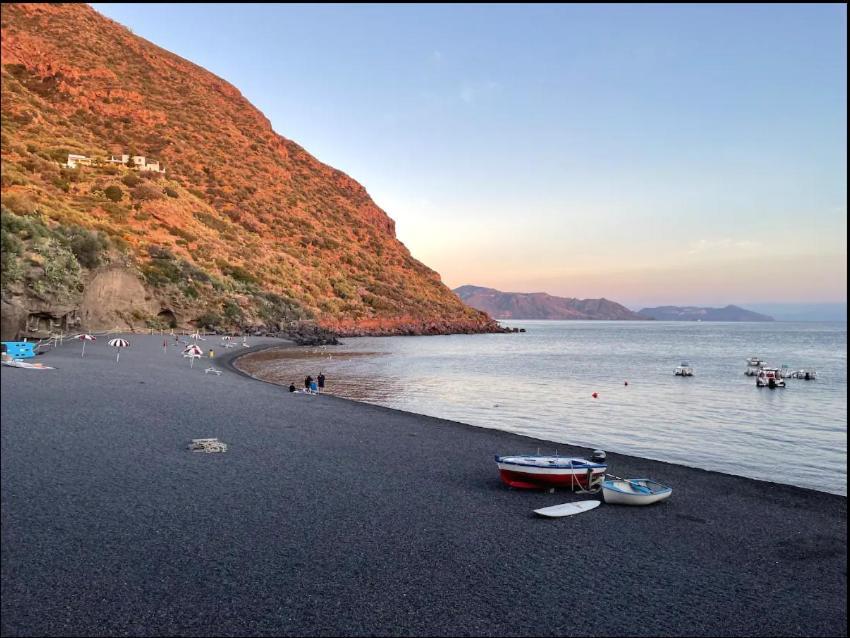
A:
[{"left": 601, "top": 478, "right": 672, "bottom": 506}]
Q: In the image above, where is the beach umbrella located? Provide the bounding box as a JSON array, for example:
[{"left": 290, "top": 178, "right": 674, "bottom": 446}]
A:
[
  {"left": 73, "top": 333, "right": 96, "bottom": 357},
  {"left": 183, "top": 343, "right": 203, "bottom": 367},
  {"left": 190, "top": 332, "right": 206, "bottom": 341},
  {"left": 107, "top": 338, "right": 129, "bottom": 363},
  {"left": 222, "top": 336, "right": 234, "bottom": 341}
]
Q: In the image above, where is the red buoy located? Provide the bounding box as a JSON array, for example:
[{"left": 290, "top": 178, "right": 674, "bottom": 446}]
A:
[{"left": 592, "top": 392, "right": 598, "bottom": 398}]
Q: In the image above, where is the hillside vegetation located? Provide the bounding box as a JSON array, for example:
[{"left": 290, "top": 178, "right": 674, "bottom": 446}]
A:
[{"left": 0, "top": 3, "right": 499, "bottom": 338}]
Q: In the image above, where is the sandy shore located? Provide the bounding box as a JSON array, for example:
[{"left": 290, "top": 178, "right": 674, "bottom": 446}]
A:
[{"left": 1, "top": 334, "right": 846, "bottom": 637}]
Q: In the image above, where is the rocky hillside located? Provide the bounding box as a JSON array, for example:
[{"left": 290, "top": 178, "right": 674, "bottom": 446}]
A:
[
  {"left": 0, "top": 3, "right": 500, "bottom": 340},
  {"left": 638, "top": 305, "right": 775, "bottom": 321},
  {"left": 454, "top": 285, "right": 644, "bottom": 320}
]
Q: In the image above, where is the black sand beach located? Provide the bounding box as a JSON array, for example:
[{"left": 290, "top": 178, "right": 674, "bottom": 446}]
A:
[{"left": 1, "top": 335, "right": 846, "bottom": 637}]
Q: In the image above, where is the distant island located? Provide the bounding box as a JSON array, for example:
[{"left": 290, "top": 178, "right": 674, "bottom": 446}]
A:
[
  {"left": 638, "top": 305, "right": 774, "bottom": 321},
  {"left": 454, "top": 285, "right": 644, "bottom": 320}
]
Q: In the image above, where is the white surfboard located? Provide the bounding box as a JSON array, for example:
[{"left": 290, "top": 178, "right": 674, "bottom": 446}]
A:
[{"left": 533, "top": 500, "right": 601, "bottom": 518}]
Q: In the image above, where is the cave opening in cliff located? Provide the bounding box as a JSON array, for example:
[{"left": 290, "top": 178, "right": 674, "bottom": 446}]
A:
[{"left": 157, "top": 309, "right": 177, "bottom": 328}]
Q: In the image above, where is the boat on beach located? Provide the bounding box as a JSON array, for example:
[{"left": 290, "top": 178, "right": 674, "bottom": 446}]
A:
[
  {"left": 495, "top": 450, "right": 607, "bottom": 490},
  {"left": 601, "top": 478, "right": 672, "bottom": 505},
  {"left": 756, "top": 367, "right": 785, "bottom": 388},
  {"left": 674, "top": 361, "right": 694, "bottom": 376}
]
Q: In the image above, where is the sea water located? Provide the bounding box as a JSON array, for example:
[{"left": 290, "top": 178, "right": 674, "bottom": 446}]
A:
[{"left": 246, "top": 321, "right": 847, "bottom": 495}]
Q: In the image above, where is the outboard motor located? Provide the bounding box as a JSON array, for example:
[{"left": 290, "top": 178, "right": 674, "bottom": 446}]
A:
[
  {"left": 591, "top": 449, "right": 606, "bottom": 464},
  {"left": 768, "top": 378, "right": 776, "bottom": 389}
]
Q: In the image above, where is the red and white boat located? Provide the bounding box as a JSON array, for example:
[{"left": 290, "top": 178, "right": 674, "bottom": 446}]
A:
[{"left": 495, "top": 451, "right": 607, "bottom": 490}]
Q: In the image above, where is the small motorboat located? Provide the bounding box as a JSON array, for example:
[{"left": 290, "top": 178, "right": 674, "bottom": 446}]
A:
[
  {"left": 601, "top": 478, "right": 672, "bottom": 505},
  {"left": 674, "top": 361, "right": 694, "bottom": 376},
  {"left": 495, "top": 450, "right": 607, "bottom": 490},
  {"left": 756, "top": 367, "right": 785, "bottom": 388},
  {"left": 789, "top": 368, "right": 817, "bottom": 380},
  {"left": 745, "top": 357, "right": 764, "bottom": 376}
]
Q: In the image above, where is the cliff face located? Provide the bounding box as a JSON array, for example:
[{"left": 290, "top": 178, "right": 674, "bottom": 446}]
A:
[
  {"left": 0, "top": 3, "right": 499, "bottom": 338},
  {"left": 454, "top": 285, "right": 644, "bottom": 320},
  {"left": 638, "top": 305, "right": 775, "bottom": 321}
]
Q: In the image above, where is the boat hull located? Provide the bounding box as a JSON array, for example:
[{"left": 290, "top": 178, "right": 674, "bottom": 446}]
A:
[
  {"left": 496, "top": 463, "right": 606, "bottom": 490},
  {"left": 602, "top": 479, "right": 672, "bottom": 505}
]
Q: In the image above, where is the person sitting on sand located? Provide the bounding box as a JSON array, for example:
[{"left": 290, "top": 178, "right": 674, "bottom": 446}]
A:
[
  {"left": 317, "top": 372, "right": 325, "bottom": 393},
  {"left": 289, "top": 383, "right": 296, "bottom": 393}
]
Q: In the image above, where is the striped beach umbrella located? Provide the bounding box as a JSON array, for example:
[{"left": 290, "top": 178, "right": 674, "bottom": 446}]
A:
[
  {"left": 107, "top": 338, "right": 129, "bottom": 363},
  {"left": 73, "top": 333, "right": 96, "bottom": 357},
  {"left": 183, "top": 343, "right": 203, "bottom": 367}
]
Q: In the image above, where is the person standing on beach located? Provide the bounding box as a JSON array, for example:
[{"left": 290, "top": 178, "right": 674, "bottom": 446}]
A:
[
  {"left": 304, "top": 375, "right": 313, "bottom": 392},
  {"left": 317, "top": 372, "right": 325, "bottom": 394}
]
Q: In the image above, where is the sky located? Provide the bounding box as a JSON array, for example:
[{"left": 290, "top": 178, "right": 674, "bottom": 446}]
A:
[{"left": 91, "top": 3, "right": 847, "bottom": 308}]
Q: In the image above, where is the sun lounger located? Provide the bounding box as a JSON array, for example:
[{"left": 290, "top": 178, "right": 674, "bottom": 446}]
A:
[
  {"left": 1, "top": 359, "right": 54, "bottom": 369},
  {"left": 204, "top": 367, "right": 222, "bottom": 375}
]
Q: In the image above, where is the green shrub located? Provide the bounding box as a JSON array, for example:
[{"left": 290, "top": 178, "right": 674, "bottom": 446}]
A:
[
  {"left": 62, "top": 227, "right": 108, "bottom": 269},
  {"left": 121, "top": 174, "right": 141, "bottom": 188},
  {"left": 142, "top": 259, "right": 182, "bottom": 286},
  {"left": 104, "top": 185, "right": 123, "bottom": 202},
  {"left": 29, "top": 239, "right": 82, "bottom": 301},
  {"left": 196, "top": 312, "right": 221, "bottom": 330},
  {"left": 165, "top": 225, "right": 194, "bottom": 242},
  {"left": 193, "top": 211, "right": 229, "bottom": 233},
  {"left": 131, "top": 183, "right": 163, "bottom": 201},
  {"left": 164, "top": 186, "right": 178, "bottom": 198}
]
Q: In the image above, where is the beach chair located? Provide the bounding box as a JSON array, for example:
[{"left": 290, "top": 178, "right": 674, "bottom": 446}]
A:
[{"left": 204, "top": 367, "right": 222, "bottom": 375}]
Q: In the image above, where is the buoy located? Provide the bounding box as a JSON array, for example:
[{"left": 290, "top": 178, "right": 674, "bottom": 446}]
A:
[
  {"left": 624, "top": 381, "right": 629, "bottom": 386},
  {"left": 592, "top": 392, "right": 598, "bottom": 399}
]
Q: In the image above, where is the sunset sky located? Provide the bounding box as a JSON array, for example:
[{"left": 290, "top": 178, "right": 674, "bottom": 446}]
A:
[{"left": 92, "top": 3, "right": 847, "bottom": 308}]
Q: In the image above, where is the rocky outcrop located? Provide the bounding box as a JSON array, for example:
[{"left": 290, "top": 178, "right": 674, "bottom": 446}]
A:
[{"left": 79, "top": 268, "right": 160, "bottom": 331}]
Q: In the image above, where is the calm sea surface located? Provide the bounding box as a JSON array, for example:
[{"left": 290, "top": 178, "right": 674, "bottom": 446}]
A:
[{"left": 243, "top": 321, "right": 847, "bottom": 495}]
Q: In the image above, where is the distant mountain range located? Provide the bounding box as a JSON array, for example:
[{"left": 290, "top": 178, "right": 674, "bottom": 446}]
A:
[
  {"left": 741, "top": 303, "right": 846, "bottom": 322},
  {"left": 454, "top": 286, "right": 644, "bottom": 320},
  {"left": 637, "top": 305, "right": 774, "bottom": 321}
]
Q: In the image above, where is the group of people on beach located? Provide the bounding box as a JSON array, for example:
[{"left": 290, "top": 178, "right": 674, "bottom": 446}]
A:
[{"left": 289, "top": 372, "right": 325, "bottom": 395}]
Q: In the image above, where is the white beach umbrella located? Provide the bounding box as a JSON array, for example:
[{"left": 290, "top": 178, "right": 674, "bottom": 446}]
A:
[
  {"left": 190, "top": 332, "right": 206, "bottom": 341},
  {"left": 107, "top": 338, "right": 129, "bottom": 363},
  {"left": 222, "top": 336, "right": 234, "bottom": 341},
  {"left": 73, "top": 333, "right": 96, "bottom": 357}
]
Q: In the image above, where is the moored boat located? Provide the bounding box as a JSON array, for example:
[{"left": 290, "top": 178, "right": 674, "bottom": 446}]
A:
[
  {"left": 756, "top": 367, "right": 785, "bottom": 388},
  {"left": 745, "top": 356, "right": 764, "bottom": 376},
  {"left": 789, "top": 368, "right": 817, "bottom": 380},
  {"left": 674, "top": 361, "right": 694, "bottom": 376},
  {"left": 601, "top": 478, "right": 672, "bottom": 505},
  {"left": 495, "top": 450, "right": 607, "bottom": 490}
]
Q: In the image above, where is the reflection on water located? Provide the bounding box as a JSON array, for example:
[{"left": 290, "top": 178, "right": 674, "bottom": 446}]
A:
[{"left": 238, "top": 322, "right": 847, "bottom": 495}]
